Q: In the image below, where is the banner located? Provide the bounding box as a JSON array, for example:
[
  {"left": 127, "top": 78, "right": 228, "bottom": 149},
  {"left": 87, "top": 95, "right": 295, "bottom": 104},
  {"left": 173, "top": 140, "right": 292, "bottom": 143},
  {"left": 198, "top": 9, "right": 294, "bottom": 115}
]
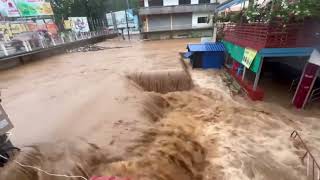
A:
[
  {"left": 46, "top": 22, "right": 58, "bottom": 34},
  {"left": 26, "top": 22, "right": 37, "bottom": 31},
  {"left": 69, "top": 17, "right": 90, "bottom": 33},
  {"left": 0, "top": 0, "right": 20, "bottom": 17},
  {"left": 106, "top": 9, "right": 139, "bottom": 31},
  {"left": 64, "top": 20, "right": 71, "bottom": 30},
  {"left": 35, "top": 19, "right": 46, "bottom": 30},
  {"left": 0, "top": 23, "right": 12, "bottom": 38},
  {"left": 10, "top": 23, "right": 22, "bottom": 34},
  {"left": 242, "top": 48, "right": 258, "bottom": 69},
  {"left": 15, "top": 0, "right": 54, "bottom": 16}
]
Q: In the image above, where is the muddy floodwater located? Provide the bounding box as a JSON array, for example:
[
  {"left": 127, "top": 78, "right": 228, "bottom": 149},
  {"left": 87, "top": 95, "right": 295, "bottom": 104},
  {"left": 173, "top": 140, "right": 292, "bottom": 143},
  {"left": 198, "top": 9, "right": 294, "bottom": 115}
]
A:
[{"left": 0, "top": 38, "right": 320, "bottom": 180}]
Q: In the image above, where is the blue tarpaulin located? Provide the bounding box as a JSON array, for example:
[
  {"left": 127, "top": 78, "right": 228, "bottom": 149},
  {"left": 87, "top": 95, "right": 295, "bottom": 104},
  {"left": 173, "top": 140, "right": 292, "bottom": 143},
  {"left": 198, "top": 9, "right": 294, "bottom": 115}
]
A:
[
  {"left": 184, "top": 51, "right": 194, "bottom": 58},
  {"left": 186, "top": 42, "right": 226, "bottom": 69}
]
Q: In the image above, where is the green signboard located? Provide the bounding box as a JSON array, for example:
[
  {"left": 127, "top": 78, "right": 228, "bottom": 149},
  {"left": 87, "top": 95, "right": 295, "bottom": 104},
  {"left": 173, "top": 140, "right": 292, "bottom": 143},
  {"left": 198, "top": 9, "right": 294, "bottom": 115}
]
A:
[
  {"left": 14, "top": 0, "right": 53, "bottom": 17},
  {"left": 222, "top": 40, "right": 262, "bottom": 73}
]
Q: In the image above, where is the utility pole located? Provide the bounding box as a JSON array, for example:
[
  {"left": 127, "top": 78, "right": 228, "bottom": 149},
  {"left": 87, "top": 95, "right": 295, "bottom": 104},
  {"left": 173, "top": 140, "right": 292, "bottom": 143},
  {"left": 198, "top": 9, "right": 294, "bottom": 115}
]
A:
[{"left": 125, "top": 0, "right": 131, "bottom": 40}]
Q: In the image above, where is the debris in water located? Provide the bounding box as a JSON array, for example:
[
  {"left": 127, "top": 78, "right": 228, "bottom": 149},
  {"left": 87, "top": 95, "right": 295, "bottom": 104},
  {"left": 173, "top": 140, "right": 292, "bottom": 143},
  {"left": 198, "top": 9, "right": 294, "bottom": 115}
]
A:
[
  {"left": 127, "top": 70, "right": 193, "bottom": 93},
  {"left": 67, "top": 44, "right": 129, "bottom": 53}
]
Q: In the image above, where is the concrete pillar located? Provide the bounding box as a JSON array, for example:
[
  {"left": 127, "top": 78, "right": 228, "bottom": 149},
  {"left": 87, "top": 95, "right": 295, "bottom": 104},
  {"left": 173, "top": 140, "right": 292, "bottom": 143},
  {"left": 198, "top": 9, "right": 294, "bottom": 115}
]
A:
[
  {"left": 61, "top": 36, "right": 65, "bottom": 44},
  {"left": 146, "top": 16, "right": 149, "bottom": 32},
  {"left": 40, "top": 39, "right": 45, "bottom": 48},
  {"left": 242, "top": 67, "right": 246, "bottom": 81},
  {"left": 68, "top": 34, "right": 73, "bottom": 42},
  {"left": 212, "top": 23, "right": 217, "bottom": 42},
  {"left": 0, "top": 44, "right": 8, "bottom": 56},
  {"left": 27, "top": 41, "right": 32, "bottom": 51},
  {"left": 23, "top": 41, "right": 29, "bottom": 52},
  {"left": 253, "top": 58, "right": 264, "bottom": 91},
  {"left": 51, "top": 37, "right": 56, "bottom": 46},
  {"left": 170, "top": 14, "right": 173, "bottom": 30},
  {"left": 75, "top": 32, "right": 79, "bottom": 40}
]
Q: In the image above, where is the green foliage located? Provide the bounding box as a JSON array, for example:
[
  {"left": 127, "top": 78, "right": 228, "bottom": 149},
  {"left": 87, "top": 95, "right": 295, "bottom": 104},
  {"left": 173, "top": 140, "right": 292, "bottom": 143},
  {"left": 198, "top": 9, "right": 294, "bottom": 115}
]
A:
[
  {"left": 50, "top": 0, "right": 140, "bottom": 29},
  {"left": 50, "top": 0, "right": 140, "bottom": 23},
  {"left": 215, "top": 0, "right": 320, "bottom": 23},
  {"left": 246, "top": 0, "right": 320, "bottom": 22}
]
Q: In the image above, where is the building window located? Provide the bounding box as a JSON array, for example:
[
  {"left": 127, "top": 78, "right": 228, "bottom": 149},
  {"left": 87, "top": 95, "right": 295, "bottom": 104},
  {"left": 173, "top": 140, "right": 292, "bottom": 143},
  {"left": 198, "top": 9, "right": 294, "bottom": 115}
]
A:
[
  {"left": 199, "top": 0, "right": 210, "bottom": 4},
  {"left": 179, "top": 0, "right": 191, "bottom": 5},
  {"left": 197, "top": 17, "right": 208, "bottom": 23},
  {"left": 148, "top": 0, "right": 163, "bottom": 6}
]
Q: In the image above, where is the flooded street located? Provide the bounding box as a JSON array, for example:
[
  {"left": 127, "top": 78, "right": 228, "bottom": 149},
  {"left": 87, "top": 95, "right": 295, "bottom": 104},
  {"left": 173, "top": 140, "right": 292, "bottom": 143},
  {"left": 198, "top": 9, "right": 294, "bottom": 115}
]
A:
[
  {"left": 0, "top": 38, "right": 320, "bottom": 180},
  {"left": 0, "top": 38, "right": 194, "bottom": 147}
]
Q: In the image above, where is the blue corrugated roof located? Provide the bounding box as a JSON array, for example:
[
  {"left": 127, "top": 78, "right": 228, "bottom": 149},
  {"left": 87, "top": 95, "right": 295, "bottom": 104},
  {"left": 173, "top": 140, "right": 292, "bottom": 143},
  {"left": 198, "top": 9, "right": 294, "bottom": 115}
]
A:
[{"left": 187, "top": 43, "right": 225, "bottom": 52}]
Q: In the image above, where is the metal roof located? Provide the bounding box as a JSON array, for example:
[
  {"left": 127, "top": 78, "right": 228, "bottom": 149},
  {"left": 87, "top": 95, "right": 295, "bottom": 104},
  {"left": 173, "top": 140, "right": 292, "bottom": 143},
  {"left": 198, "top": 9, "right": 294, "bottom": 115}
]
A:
[
  {"left": 187, "top": 43, "right": 225, "bottom": 52},
  {"left": 259, "top": 47, "right": 314, "bottom": 57},
  {"left": 216, "top": 0, "right": 246, "bottom": 12}
]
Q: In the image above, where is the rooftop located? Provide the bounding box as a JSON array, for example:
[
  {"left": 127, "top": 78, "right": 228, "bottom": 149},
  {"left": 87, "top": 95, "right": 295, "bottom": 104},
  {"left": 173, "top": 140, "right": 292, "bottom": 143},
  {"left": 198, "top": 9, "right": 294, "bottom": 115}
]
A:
[{"left": 139, "top": 3, "right": 218, "bottom": 15}]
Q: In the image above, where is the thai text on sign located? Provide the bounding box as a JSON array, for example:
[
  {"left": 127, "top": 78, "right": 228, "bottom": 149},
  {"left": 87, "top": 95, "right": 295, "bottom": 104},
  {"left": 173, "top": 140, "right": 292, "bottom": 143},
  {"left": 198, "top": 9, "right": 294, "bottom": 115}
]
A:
[{"left": 242, "top": 48, "right": 258, "bottom": 69}]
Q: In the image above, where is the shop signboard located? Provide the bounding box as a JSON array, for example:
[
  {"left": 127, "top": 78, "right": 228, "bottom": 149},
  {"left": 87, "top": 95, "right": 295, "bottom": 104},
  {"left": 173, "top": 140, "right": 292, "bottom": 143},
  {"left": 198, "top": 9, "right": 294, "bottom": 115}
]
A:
[
  {"left": 106, "top": 9, "right": 139, "bottom": 31},
  {"left": 0, "top": 23, "right": 12, "bottom": 38},
  {"left": 106, "top": 13, "right": 113, "bottom": 26},
  {"left": 309, "top": 49, "right": 320, "bottom": 66},
  {"left": 26, "top": 22, "right": 37, "bottom": 31},
  {"left": 64, "top": 20, "right": 71, "bottom": 30},
  {"left": 0, "top": 0, "right": 20, "bottom": 17},
  {"left": 35, "top": 19, "right": 46, "bottom": 30},
  {"left": 46, "top": 22, "right": 58, "bottom": 34},
  {"left": 10, "top": 23, "right": 22, "bottom": 34},
  {"left": 69, "top": 17, "right": 90, "bottom": 33},
  {"left": 14, "top": 0, "right": 54, "bottom": 16},
  {"left": 242, "top": 48, "right": 258, "bottom": 69}
]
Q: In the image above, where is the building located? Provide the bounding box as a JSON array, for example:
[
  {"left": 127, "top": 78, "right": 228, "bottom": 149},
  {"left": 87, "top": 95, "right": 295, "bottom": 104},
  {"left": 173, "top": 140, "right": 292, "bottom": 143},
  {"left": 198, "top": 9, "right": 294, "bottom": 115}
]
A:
[{"left": 139, "top": 0, "right": 222, "bottom": 40}]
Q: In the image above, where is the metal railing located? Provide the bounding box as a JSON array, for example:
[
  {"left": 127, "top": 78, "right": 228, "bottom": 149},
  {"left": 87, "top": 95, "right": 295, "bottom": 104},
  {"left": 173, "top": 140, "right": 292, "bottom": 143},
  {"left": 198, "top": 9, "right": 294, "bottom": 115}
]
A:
[
  {"left": 291, "top": 130, "right": 320, "bottom": 180},
  {"left": 309, "top": 87, "right": 320, "bottom": 103},
  {"left": 289, "top": 78, "right": 299, "bottom": 92},
  {"left": 0, "top": 30, "right": 116, "bottom": 59}
]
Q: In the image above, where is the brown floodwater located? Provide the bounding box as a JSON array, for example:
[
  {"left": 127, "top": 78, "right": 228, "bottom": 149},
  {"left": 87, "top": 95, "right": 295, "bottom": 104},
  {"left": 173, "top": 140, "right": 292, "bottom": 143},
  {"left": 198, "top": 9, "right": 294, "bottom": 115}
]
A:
[{"left": 0, "top": 37, "right": 320, "bottom": 180}]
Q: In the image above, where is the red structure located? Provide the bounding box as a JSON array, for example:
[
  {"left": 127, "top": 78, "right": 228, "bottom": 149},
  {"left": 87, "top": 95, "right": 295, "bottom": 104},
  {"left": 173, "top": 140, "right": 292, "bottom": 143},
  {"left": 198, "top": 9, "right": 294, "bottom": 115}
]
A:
[
  {"left": 224, "top": 21, "right": 319, "bottom": 50},
  {"left": 228, "top": 62, "right": 264, "bottom": 101}
]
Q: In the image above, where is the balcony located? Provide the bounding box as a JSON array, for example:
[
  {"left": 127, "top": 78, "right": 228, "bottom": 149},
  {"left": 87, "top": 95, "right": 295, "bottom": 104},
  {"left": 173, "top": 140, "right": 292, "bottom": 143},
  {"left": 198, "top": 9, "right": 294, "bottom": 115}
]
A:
[
  {"left": 223, "top": 22, "right": 320, "bottom": 50},
  {"left": 139, "top": 3, "right": 218, "bottom": 15}
]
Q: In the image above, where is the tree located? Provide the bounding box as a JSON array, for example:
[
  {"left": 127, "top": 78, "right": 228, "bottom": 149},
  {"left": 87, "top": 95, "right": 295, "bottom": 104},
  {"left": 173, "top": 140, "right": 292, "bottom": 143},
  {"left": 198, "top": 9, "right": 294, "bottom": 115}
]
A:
[
  {"left": 50, "top": 0, "right": 73, "bottom": 28},
  {"left": 50, "top": 0, "right": 140, "bottom": 29}
]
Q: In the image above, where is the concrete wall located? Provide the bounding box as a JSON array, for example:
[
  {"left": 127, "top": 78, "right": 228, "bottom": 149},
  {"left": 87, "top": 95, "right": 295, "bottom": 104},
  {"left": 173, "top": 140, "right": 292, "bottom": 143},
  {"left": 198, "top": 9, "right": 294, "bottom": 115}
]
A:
[
  {"left": 144, "top": 0, "right": 218, "bottom": 7},
  {"left": 143, "top": 28, "right": 212, "bottom": 40},
  {"left": 163, "top": 0, "right": 179, "bottom": 6},
  {"left": 192, "top": 12, "right": 212, "bottom": 28},
  {"left": 148, "top": 14, "right": 171, "bottom": 31},
  {"left": 172, "top": 13, "right": 193, "bottom": 30},
  {"left": 144, "top": 12, "right": 213, "bottom": 32}
]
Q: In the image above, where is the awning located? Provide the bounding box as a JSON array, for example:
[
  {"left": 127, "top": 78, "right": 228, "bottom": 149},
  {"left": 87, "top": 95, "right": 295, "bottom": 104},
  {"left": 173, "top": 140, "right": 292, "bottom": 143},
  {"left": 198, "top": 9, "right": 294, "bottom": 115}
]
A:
[{"left": 216, "top": 0, "right": 246, "bottom": 12}]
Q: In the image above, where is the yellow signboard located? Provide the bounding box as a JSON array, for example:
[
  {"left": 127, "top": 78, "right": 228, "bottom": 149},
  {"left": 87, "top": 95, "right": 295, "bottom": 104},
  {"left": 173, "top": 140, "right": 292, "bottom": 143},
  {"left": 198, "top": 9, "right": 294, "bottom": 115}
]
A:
[
  {"left": 242, "top": 48, "right": 258, "bottom": 68},
  {"left": 64, "top": 20, "right": 71, "bottom": 30}
]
